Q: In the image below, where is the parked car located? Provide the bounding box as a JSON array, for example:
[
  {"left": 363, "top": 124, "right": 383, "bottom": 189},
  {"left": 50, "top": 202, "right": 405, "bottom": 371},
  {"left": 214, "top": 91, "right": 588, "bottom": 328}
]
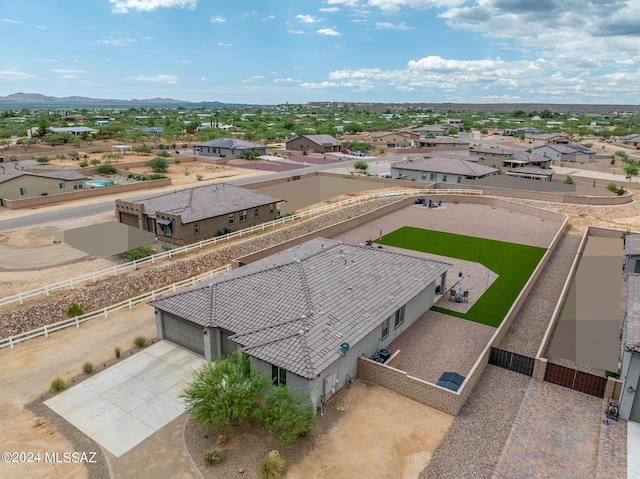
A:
[
  {"left": 352, "top": 151, "right": 365, "bottom": 157},
  {"left": 217, "top": 228, "right": 232, "bottom": 236},
  {"left": 341, "top": 149, "right": 352, "bottom": 155}
]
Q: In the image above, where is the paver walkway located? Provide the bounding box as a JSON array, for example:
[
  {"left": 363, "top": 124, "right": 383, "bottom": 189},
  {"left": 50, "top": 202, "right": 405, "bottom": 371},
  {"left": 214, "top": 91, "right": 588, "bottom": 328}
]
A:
[{"left": 492, "top": 380, "right": 601, "bottom": 479}]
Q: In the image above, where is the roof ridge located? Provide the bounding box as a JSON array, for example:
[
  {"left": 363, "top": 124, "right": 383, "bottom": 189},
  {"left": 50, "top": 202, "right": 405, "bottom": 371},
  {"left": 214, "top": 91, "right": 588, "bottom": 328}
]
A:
[{"left": 232, "top": 316, "right": 306, "bottom": 338}]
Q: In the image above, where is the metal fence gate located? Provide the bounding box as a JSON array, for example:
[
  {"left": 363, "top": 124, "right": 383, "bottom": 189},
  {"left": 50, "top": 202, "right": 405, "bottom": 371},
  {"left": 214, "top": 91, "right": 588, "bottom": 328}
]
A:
[
  {"left": 489, "top": 347, "right": 535, "bottom": 376},
  {"left": 543, "top": 362, "right": 607, "bottom": 398}
]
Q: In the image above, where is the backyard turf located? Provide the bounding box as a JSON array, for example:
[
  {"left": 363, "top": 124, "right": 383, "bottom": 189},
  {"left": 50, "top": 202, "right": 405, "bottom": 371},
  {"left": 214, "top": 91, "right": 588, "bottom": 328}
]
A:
[{"left": 380, "top": 226, "right": 546, "bottom": 328}]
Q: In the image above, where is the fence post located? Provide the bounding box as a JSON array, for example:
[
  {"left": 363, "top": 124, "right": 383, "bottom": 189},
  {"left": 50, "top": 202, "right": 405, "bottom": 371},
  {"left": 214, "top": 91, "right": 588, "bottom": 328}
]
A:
[
  {"left": 70, "top": 278, "right": 74, "bottom": 290},
  {"left": 103, "top": 307, "right": 108, "bottom": 319},
  {"left": 128, "top": 299, "right": 133, "bottom": 309},
  {"left": 113, "top": 265, "right": 117, "bottom": 276},
  {"left": 45, "top": 285, "right": 49, "bottom": 297},
  {"left": 93, "top": 272, "right": 97, "bottom": 283},
  {"left": 44, "top": 325, "right": 48, "bottom": 338},
  {"left": 151, "top": 290, "right": 156, "bottom": 300},
  {"left": 133, "top": 259, "right": 137, "bottom": 271},
  {"left": 18, "top": 293, "right": 23, "bottom": 305},
  {"left": 9, "top": 336, "right": 14, "bottom": 349},
  {"left": 152, "top": 254, "right": 155, "bottom": 264}
]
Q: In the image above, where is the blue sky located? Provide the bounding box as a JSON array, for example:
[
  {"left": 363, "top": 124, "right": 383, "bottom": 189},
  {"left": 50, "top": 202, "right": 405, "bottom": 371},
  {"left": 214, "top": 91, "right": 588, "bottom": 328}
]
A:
[{"left": 1, "top": 0, "right": 639, "bottom": 104}]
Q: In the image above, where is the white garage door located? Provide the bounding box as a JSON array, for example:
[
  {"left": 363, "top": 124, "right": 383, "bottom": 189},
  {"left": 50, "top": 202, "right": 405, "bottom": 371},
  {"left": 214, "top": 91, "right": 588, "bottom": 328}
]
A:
[{"left": 163, "top": 314, "right": 205, "bottom": 356}]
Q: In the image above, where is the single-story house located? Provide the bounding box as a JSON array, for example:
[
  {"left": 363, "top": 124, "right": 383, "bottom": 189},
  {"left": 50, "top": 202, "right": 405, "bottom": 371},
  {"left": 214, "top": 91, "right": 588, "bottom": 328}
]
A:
[
  {"left": 619, "top": 272, "right": 640, "bottom": 421},
  {"left": 532, "top": 144, "right": 596, "bottom": 163},
  {"left": 149, "top": 237, "right": 451, "bottom": 408},
  {"left": 414, "top": 137, "right": 469, "bottom": 150},
  {"left": 469, "top": 147, "right": 519, "bottom": 162},
  {"left": 503, "top": 127, "right": 547, "bottom": 137},
  {"left": 413, "top": 124, "right": 463, "bottom": 137},
  {"left": 286, "top": 134, "right": 342, "bottom": 154},
  {"left": 0, "top": 169, "right": 86, "bottom": 205},
  {"left": 368, "top": 130, "right": 417, "bottom": 148},
  {"left": 193, "top": 138, "right": 266, "bottom": 158},
  {"left": 525, "top": 133, "right": 571, "bottom": 147},
  {"left": 506, "top": 166, "right": 554, "bottom": 181},
  {"left": 619, "top": 134, "right": 640, "bottom": 150},
  {"left": 115, "top": 183, "right": 282, "bottom": 245},
  {"left": 49, "top": 126, "right": 98, "bottom": 137},
  {"left": 391, "top": 157, "right": 499, "bottom": 183},
  {"left": 625, "top": 234, "right": 640, "bottom": 275}
]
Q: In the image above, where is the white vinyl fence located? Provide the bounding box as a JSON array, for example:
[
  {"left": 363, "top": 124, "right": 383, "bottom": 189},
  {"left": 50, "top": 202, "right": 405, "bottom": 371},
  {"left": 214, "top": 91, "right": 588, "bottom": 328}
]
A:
[
  {"left": 0, "top": 265, "right": 231, "bottom": 350},
  {"left": 0, "top": 187, "right": 481, "bottom": 308}
]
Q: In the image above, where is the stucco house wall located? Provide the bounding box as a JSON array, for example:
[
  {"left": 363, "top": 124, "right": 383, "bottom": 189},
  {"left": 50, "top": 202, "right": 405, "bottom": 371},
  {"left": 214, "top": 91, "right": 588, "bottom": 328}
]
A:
[{"left": 0, "top": 174, "right": 85, "bottom": 201}]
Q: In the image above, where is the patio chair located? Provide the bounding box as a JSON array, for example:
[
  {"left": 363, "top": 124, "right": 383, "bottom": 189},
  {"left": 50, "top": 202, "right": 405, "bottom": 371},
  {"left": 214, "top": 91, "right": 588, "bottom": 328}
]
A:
[
  {"left": 462, "top": 291, "right": 469, "bottom": 302},
  {"left": 449, "top": 290, "right": 457, "bottom": 301}
]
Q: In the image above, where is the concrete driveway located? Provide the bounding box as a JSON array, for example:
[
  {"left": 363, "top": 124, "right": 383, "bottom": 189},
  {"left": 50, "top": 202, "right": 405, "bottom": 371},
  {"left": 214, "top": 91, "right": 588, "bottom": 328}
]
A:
[{"left": 44, "top": 341, "right": 204, "bottom": 457}]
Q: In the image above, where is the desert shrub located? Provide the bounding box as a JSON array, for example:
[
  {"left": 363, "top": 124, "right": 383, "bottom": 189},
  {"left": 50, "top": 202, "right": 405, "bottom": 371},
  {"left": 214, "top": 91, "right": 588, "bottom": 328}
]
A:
[
  {"left": 50, "top": 377, "right": 67, "bottom": 393},
  {"left": 90, "top": 158, "right": 101, "bottom": 166},
  {"left": 607, "top": 182, "right": 618, "bottom": 193},
  {"left": 174, "top": 159, "right": 181, "bottom": 165},
  {"left": 564, "top": 175, "right": 573, "bottom": 184},
  {"left": 161, "top": 243, "right": 172, "bottom": 251},
  {"left": 156, "top": 150, "right": 171, "bottom": 158},
  {"left": 79, "top": 160, "right": 89, "bottom": 167},
  {"left": 97, "top": 164, "right": 116, "bottom": 175},
  {"left": 145, "top": 157, "right": 169, "bottom": 173},
  {"left": 196, "top": 174, "right": 203, "bottom": 181},
  {"left": 67, "top": 303, "right": 84, "bottom": 317},
  {"left": 119, "top": 245, "right": 155, "bottom": 261},
  {"left": 353, "top": 161, "right": 368, "bottom": 173},
  {"left": 36, "top": 156, "right": 50, "bottom": 163},
  {"left": 203, "top": 447, "right": 224, "bottom": 466},
  {"left": 134, "top": 336, "right": 147, "bottom": 348},
  {"left": 68, "top": 151, "right": 79, "bottom": 159},
  {"left": 258, "top": 386, "right": 317, "bottom": 444},
  {"left": 260, "top": 453, "right": 285, "bottom": 479},
  {"left": 83, "top": 362, "right": 93, "bottom": 374},
  {"left": 114, "top": 346, "right": 121, "bottom": 358},
  {"left": 134, "top": 144, "right": 153, "bottom": 154},
  {"left": 148, "top": 173, "right": 167, "bottom": 180}
]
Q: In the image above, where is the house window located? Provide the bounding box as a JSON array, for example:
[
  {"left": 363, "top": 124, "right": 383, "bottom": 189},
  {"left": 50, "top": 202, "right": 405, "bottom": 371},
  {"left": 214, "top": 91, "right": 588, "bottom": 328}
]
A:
[
  {"left": 73, "top": 180, "right": 83, "bottom": 190},
  {"left": 19, "top": 187, "right": 27, "bottom": 196},
  {"left": 272, "top": 365, "right": 286, "bottom": 386},
  {"left": 59, "top": 182, "right": 66, "bottom": 189},
  {"left": 240, "top": 209, "right": 248, "bottom": 222},
  {"left": 394, "top": 306, "right": 405, "bottom": 329},
  {"left": 430, "top": 173, "right": 437, "bottom": 181},
  {"left": 254, "top": 208, "right": 259, "bottom": 219},
  {"left": 442, "top": 175, "right": 448, "bottom": 182},
  {"left": 421, "top": 172, "right": 427, "bottom": 180},
  {"left": 163, "top": 224, "right": 172, "bottom": 236},
  {"left": 229, "top": 213, "right": 235, "bottom": 225},
  {"left": 270, "top": 203, "right": 275, "bottom": 214},
  {"left": 194, "top": 222, "right": 200, "bottom": 235},
  {"left": 381, "top": 318, "right": 390, "bottom": 340}
]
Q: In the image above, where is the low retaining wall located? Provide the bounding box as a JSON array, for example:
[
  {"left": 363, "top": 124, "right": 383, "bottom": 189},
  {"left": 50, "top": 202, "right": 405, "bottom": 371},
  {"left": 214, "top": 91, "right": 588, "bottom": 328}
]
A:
[{"left": 2, "top": 178, "right": 172, "bottom": 209}]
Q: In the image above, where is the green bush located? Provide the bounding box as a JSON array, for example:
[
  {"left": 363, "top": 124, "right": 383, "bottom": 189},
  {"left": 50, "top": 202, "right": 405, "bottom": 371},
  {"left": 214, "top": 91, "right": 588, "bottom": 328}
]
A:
[
  {"left": 97, "top": 164, "right": 116, "bottom": 175},
  {"left": 119, "top": 245, "right": 155, "bottom": 261},
  {"left": 564, "top": 175, "right": 573, "bottom": 185},
  {"left": 196, "top": 174, "right": 203, "bottom": 181},
  {"left": 67, "top": 303, "right": 84, "bottom": 317},
  {"left": 148, "top": 173, "right": 167, "bottom": 180},
  {"left": 145, "top": 157, "right": 169, "bottom": 173},
  {"left": 134, "top": 336, "right": 147, "bottom": 347},
  {"left": 83, "top": 362, "right": 93, "bottom": 374},
  {"left": 50, "top": 377, "right": 67, "bottom": 393},
  {"left": 90, "top": 158, "right": 101, "bottom": 166},
  {"left": 79, "top": 160, "right": 89, "bottom": 167},
  {"left": 156, "top": 150, "right": 171, "bottom": 158},
  {"left": 260, "top": 453, "right": 285, "bottom": 479},
  {"left": 134, "top": 144, "right": 153, "bottom": 155},
  {"left": 203, "top": 447, "right": 224, "bottom": 466},
  {"left": 258, "top": 386, "right": 317, "bottom": 444},
  {"left": 607, "top": 182, "right": 618, "bottom": 193},
  {"left": 36, "top": 156, "right": 50, "bottom": 163},
  {"left": 353, "top": 161, "right": 368, "bottom": 173},
  {"left": 115, "top": 346, "right": 121, "bottom": 359}
]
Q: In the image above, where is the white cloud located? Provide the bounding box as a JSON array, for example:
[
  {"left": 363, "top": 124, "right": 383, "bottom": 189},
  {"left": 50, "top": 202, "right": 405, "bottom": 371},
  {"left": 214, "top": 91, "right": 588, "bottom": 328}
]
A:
[
  {"left": 288, "top": 30, "right": 304, "bottom": 34},
  {"left": 296, "top": 14, "right": 319, "bottom": 23},
  {"left": 210, "top": 15, "right": 226, "bottom": 23},
  {"left": 261, "top": 15, "right": 276, "bottom": 21},
  {"left": 110, "top": 0, "right": 197, "bottom": 14},
  {"left": 58, "top": 75, "right": 79, "bottom": 79},
  {"left": 218, "top": 42, "right": 233, "bottom": 47},
  {"left": 375, "top": 21, "right": 414, "bottom": 29},
  {"left": 35, "top": 25, "right": 47, "bottom": 30},
  {"left": 125, "top": 74, "right": 179, "bottom": 84},
  {"left": 99, "top": 37, "right": 135, "bottom": 46},
  {"left": 2, "top": 18, "right": 22, "bottom": 24},
  {"left": 251, "top": 75, "right": 264, "bottom": 79},
  {"left": 200, "top": 76, "right": 207, "bottom": 80},
  {"left": 50, "top": 69, "right": 85, "bottom": 74},
  {"left": 0, "top": 69, "right": 36, "bottom": 80},
  {"left": 274, "top": 77, "right": 301, "bottom": 83},
  {"left": 317, "top": 28, "right": 341, "bottom": 36},
  {"left": 319, "top": 7, "right": 340, "bottom": 12}
]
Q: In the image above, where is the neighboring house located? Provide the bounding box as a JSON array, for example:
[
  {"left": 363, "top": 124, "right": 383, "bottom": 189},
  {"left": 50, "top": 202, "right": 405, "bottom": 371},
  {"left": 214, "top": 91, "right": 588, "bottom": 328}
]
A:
[
  {"left": 413, "top": 137, "right": 470, "bottom": 151},
  {"left": 469, "top": 147, "right": 519, "bottom": 163},
  {"left": 619, "top": 134, "right": 640, "bottom": 150},
  {"left": 413, "top": 124, "right": 463, "bottom": 137},
  {"left": 532, "top": 144, "right": 596, "bottom": 163},
  {"left": 503, "top": 127, "right": 547, "bottom": 137},
  {"left": 470, "top": 148, "right": 552, "bottom": 169},
  {"left": 48, "top": 126, "right": 97, "bottom": 137},
  {"left": 148, "top": 237, "right": 451, "bottom": 408},
  {"left": 368, "top": 130, "right": 417, "bottom": 148},
  {"left": 0, "top": 169, "right": 86, "bottom": 205},
  {"left": 506, "top": 166, "right": 554, "bottom": 181},
  {"left": 391, "top": 157, "right": 498, "bottom": 183},
  {"left": 625, "top": 235, "right": 640, "bottom": 275},
  {"left": 140, "top": 127, "right": 164, "bottom": 136},
  {"left": 525, "top": 133, "right": 571, "bottom": 147},
  {"left": 286, "top": 134, "right": 342, "bottom": 154},
  {"left": 115, "top": 183, "right": 282, "bottom": 245},
  {"left": 193, "top": 138, "right": 266, "bottom": 158},
  {"left": 619, "top": 272, "right": 640, "bottom": 421},
  {"left": 62, "top": 115, "right": 84, "bottom": 123}
]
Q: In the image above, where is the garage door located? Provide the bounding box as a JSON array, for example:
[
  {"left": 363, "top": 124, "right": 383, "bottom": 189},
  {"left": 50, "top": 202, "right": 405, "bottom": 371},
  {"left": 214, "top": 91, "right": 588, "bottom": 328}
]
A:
[
  {"left": 119, "top": 212, "right": 139, "bottom": 228},
  {"left": 162, "top": 314, "right": 204, "bottom": 356},
  {"left": 221, "top": 330, "right": 237, "bottom": 356}
]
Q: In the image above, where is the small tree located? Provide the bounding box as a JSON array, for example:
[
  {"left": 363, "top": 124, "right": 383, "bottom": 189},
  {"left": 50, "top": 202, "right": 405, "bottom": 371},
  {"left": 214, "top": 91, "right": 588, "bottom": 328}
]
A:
[
  {"left": 624, "top": 163, "right": 638, "bottom": 182},
  {"left": 145, "top": 157, "right": 169, "bottom": 173},
  {"left": 97, "top": 164, "right": 116, "bottom": 175},
  {"left": 134, "top": 144, "right": 153, "bottom": 155},
  {"left": 259, "top": 386, "right": 317, "bottom": 444},
  {"left": 353, "top": 161, "right": 368, "bottom": 173},
  {"left": 564, "top": 175, "right": 574, "bottom": 185},
  {"left": 181, "top": 352, "right": 269, "bottom": 431}
]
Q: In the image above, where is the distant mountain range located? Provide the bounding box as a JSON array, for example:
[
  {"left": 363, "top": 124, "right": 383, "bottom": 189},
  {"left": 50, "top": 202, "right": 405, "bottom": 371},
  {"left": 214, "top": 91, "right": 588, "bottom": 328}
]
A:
[{"left": 0, "top": 92, "right": 254, "bottom": 108}]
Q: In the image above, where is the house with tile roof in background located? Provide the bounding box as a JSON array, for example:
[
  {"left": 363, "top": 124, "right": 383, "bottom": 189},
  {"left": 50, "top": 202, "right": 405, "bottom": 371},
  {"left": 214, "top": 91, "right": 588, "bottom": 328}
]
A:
[
  {"left": 532, "top": 144, "right": 597, "bottom": 163},
  {"left": 286, "top": 134, "right": 342, "bottom": 154},
  {"left": 149, "top": 237, "right": 451, "bottom": 408},
  {"left": 391, "top": 156, "right": 499, "bottom": 183},
  {"left": 0, "top": 169, "right": 86, "bottom": 206},
  {"left": 115, "top": 183, "right": 282, "bottom": 245},
  {"left": 193, "top": 138, "right": 266, "bottom": 158}
]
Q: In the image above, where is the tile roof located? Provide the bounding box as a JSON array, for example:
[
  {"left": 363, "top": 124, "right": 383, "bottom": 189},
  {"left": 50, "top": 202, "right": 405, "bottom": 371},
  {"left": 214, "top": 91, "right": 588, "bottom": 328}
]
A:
[
  {"left": 149, "top": 238, "right": 451, "bottom": 378},
  {"left": 510, "top": 152, "right": 551, "bottom": 164},
  {"left": 126, "top": 183, "right": 281, "bottom": 224},
  {"left": 469, "top": 147, "right": 519, "bottom": 156},
  {"left": 625, "top": 235, "right": 640, "bottom": 256},
  {"left": 533, "top": 144, "right": 595, "bottom": 155},
  {"left": 195, "top": 138, "right": 265, "bottom": 149},
  {"left": 626, "top": 273, "right": 640, "bottom": 352},
  {"left": 0, "top": 169, "right": 86, "bottom": 184},
  {"left": 419, "top": 137, "right": 469, "bottom": 144},
  {"left": 507, "top": 166, "right": 553, "bottom": 176},
  {"left": 392, "top": 157, "right": 498, "bottom": 177},
  {"left": 289, "top": 134, "right": 341, "bottom": 146}
]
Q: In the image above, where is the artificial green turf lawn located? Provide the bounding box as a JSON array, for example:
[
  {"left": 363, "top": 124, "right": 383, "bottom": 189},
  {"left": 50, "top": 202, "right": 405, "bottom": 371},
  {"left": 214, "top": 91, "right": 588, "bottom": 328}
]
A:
[{"left": 380, "top": 226, "right": 546, "bottom": 328}]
